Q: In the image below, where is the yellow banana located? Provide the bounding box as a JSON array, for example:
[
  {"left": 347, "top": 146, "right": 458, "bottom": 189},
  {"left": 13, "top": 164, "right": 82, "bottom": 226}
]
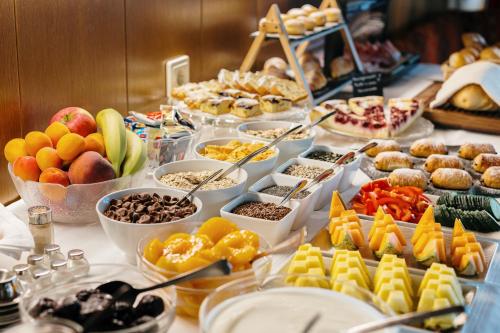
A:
[
  {"left": 122, "top": 129, "right": 146, "bottom": 176},
  {"left": 96, "top": 108, "right": 126, "bottom": 177}
]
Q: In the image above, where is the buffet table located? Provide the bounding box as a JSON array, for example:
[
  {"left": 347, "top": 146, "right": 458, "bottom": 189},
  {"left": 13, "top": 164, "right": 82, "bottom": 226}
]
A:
[{"left": 5, "top": 64, "right": 500, "bottom": 332}]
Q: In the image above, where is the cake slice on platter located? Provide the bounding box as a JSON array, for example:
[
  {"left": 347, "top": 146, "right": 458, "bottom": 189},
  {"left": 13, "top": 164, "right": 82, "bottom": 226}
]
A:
[{"left": 388, "top": 98, "right": 423, "bottom": 136}]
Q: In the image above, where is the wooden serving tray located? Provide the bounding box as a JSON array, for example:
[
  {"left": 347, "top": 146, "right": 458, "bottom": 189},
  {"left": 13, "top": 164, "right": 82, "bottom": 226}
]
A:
[{"left": 417, "top": 82, "right": 500, "bottom": 135}]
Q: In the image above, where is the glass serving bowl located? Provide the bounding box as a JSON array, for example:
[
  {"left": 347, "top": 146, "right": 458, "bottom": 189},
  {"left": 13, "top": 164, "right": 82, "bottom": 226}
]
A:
[
  {"left": 136, "top": 221, "right": 273, "bottom": 318},
  {"left": 19, "top": 264, "right": 176, "bottom": 333},
  {"left": 8, "top": 164, "right": 146, "bottom": 224},
  {"left": 200, "top": 274, "right": 395, "bottom": 333}
]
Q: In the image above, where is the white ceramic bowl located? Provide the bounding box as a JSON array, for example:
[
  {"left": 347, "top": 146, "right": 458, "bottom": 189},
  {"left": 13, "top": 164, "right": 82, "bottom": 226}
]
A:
[
  {"left": 220, "top": 192, "right": 300, "bottom": 245},
  {"left": 275, "top": 158, "right": 344, "bottom": 210},
  {"left": 153, "top": 159, "right": 247, "bottom": 219},
  {"left": 248, "top": 174, "right": 321, "bottom": 230},
  {"left": 194, "top": 137, "right": 279, "bottom": 187},
  {"left": 96, "top": 187, "right": 203, "bottom": 263},
  {"left": 299, "top": 145, "right": 361, "bottom": 192},
  {"left": 236, "top": 121, "right": 315, "bottom": 164}
]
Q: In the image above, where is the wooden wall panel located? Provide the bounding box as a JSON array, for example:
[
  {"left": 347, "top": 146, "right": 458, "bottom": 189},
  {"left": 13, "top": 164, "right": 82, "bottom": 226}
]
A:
[
  {"left": 0, "top": 0, "right": 22, "bottom": 203},
  {"left": 200, "top": 0, "right": 258, "bottom": 79},
  {"left": 125, "top": 0, "right": 202, "bottom": 110},
  {"left": 15, "top": 0, "right": 128, "bottom": 130}
]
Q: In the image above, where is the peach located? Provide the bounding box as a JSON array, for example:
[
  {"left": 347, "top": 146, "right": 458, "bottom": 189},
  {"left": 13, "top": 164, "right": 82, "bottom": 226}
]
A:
[
  {"left": 68, "top": 151, "right": 115, "bottom": 184},
  {"left": 36, "top": 147, "right": 63, "bottom": 170},
  {"left": 24, "top": 131, "right": 53, "bottom": 156},
  {"left": 45, "top": 122, "right": 70, "bottom": 146},
  {"left": 56, "top": 133, "right": 85, "bottom": 161},
  {"left": 39, "top": 167, "right": 70, "bottom": 186},
  {"left": 12, "top": 156, "right": 41, "bottom": 181},
  {"left": 84, "top": 133, "right": 105, "bottom": 156},
  {"left": 4, "top": 138, "right": 28, "bottom": 163}
]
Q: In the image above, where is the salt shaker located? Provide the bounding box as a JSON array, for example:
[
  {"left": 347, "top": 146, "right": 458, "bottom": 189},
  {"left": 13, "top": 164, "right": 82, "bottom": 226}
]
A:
[
  {"left": 43, "top": 244, "right": 66, "bottom": 267},
  {"left": 12, "top": 264, "right": 35, "bottom": 290},
  {"left": 50, "top": 259, "right": 73, "bottom": 285},
  {"left": 27, "top": 254, "right": 49, "bottom": 273},
  {"left": 32, "top": 268, "right": 52, "bottom": 290},
  {"left": 28, "top": 206, "right": 54, "bottom": 255},
  {"left": 67, "top": 249, "right": 89, "bottom": 278}
]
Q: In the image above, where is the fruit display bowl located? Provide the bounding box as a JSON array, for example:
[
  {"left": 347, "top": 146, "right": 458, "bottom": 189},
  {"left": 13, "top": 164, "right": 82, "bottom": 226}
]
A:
[
  {"left": 19, "top": 264, "right": 176, "bottom": 332},
  {"left": 136, "top": 223, "right": 273, "bottom": 318},
  {"left": 8, "top": 164, "right": 146, "bottom": 224}
]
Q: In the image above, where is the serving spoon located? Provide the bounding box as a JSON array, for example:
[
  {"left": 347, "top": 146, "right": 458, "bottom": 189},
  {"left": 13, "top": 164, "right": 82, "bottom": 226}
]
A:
[{"left": 278, "top": 179, "right": 308, "bottom": 207}]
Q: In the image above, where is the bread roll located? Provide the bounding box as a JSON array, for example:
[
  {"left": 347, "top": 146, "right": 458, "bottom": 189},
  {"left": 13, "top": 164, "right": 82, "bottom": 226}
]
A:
[
  {"left": 481, "top": 166, "right": 500, "bottom": 189},
  {"left": 462, "top": 33, "right": 486, "bottom": 48},
  {"left": 449, "top": 51, "right": 474, "bottom": 68},
  {"left": 424, "top": 154, "right": 463, "bottom": 173},
  {"left": 309, "top": 11, "right": 326, "bottom": 26},
  {"left": 374, "top": 151, "right": 413, "bottom": 171},
  {"left": 430, "top": 168, "right": 473, "bottom": 190},
  {"left": 458, "top": 143, "right": 496, "bottom": 160},
  {"left": 365, "top": 140, "right": 401, "bottom": 157},
  {"left": 480, "top": 46, "right": 500, "bottom": 60},
  {"left": 285, "top": 19, "right": 305, "bottom": 35},
  {"left": 287, "top": 8, "right": 305, "bottom": 18},
  {"left": 330, "top": 56, "right": 354, "bottom": 79},
  {"left": 323, "top": 8, "right": 341, "bottom": 22},
  {"left": 472, "top": 153, "right": 500, "bottom": 173},
  {"left": 301, "top": 4, "right": 318, "bottom": 14},
  {"left": 304, "top": 70, "right": 327, "bottom": 91},
  {"left": 259, "top": 18, "right": 278, "bottom": 33},
  {"left": 450, "top": 84, "right": 498, "bottom": 111},
  {"left": 388, "top": 168, "right": 427, "bottom": 189},
  {"left": 264, "top": 57, "right": 287, "bottom": 72},
  {"left": 297, "top": 16, "right": 316, "bottom": 31},
  {"left": 410, "top": 139, "right": 448, "bottom": 158}
]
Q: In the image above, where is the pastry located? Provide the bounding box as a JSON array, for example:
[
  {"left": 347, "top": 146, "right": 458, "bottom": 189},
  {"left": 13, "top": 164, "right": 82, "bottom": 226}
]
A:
[
  {"left": 462, "top": 33, "right": 487, "bottom": 49},
  {"left": 479, "top": 46, "right": 500, "bottom": 61},
  {"left": 287, "top": 8, "right": 305, "bottom": 18},
  {"left": 330, "top": 56, "right": 354, "bottom": 79},
  {"left": 281, "top": 14, "right": 291, "bottom": 21},
  {"left": 171, "top": 82, "right": 200, "bottom": 100},
  {"left": 184, "top": 91, "right": 216, "bottom": 109},
  {"left": 409, "top": 139, "right": 448, "bottom": 158},
  {"left": 338, "top": 96, "right": 388, "bottom": 138},
  {"left": 472, "top": 153, "right": 500, "bottom": 173},
  {"left": 301, "top": 4, "right": 318, "bottom": 14},
  {"left": 320, "top": 99, "right": 347, "bottom": 111},
  {"left": 481, "top": 166, "right": 500, "bottom": 189},
  {"left": 304, "top": 70, "right": 327, "bottom": 91},
  {"left": 259, "top": 18, "right": 278, "bottom": 33},
  {"left": 263, "top": 57, "right": 288, "bottom": 79},
  {"left": 297, "top": 16, "right": 316, "bottom": 31},
  {"left": 323, "top": 8, "right": 341, "bottom": 22},
  {"left": 430, "top": 168, "right": 473, "bottom": 190},
  {"left": 259, "top": 95, "right": 292, "bottom": 113},
  {"left": 388, "top": 168, "right": 427, "bottom": 189},
  {"left": 424, "top": 154, "right": 463, "bottom": 173},
  {"left": 231, "top": 98, "right": 261, "bottom": 118},
  {"left": 374, "top": 151, "right": 413, "bottom": 171},
  {"left": 200, "top": 97, "right": 234, "bottom": 115},
  {"left": 449, "top": 51, "right": 475, "bottom": 68},
  {"left": 285, "top": 19, "right": 305, "bottom": 35},
  {"left": 365, "top": 140, "right": 401, "bottom": 157},
  {"left": 388, "top": 98, "right": 423, "bottom": 136},
  {"left": 458, "top": 143, "right": 496, "bottom": 160},
  {"left": 309, "top": 11, "right": 326, "bottom": 26},
  {"left": 450, "top": 84, "right": 498, "bottom": 111},
  {"left": 269, "top": 78, "right": 308, "bottom": 102},
  {"left": 217, "top": 68, "right": 238, "bottom": 88},
  {"left": 218, "top": 88, "right": 245, "bottom": 99}
]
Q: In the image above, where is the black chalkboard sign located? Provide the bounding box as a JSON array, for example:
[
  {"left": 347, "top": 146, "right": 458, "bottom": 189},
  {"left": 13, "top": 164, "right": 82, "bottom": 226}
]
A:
[{"left": 352, "top": 72, "right": 383, "bottom": 97}]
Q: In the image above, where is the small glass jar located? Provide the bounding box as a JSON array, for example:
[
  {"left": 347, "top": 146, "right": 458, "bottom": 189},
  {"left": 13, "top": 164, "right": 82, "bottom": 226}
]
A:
[
  {"left": 27, "top": 254, "right": 49, "bottom": 273},
  {"left": 50, "top": 259, "right": 73, "bottom": 285},
  {"left": 28, "top": 206, "right": 54, "bottom": 255},
  {"left": 67, "top": 249, "right": 89, "bottom": 278},
  {"left": 12, "top": 264, "right": 35, "bottom": 290},
  {"left": 43, "top": 244, "right": 66, "bottom": 267},
  {"left": 32, "top": 268, "right": 52, "bottom": 290}
]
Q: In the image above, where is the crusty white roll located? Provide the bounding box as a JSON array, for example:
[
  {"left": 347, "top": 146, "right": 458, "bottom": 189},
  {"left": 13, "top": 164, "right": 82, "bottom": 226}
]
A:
[
  {"left": 309, "top": 11, "right": 327, "bottom": 26},
  {"left": 285, "top": 19, "right": 305, "bottom": 35},
  {"left": 323, "top": 8, "right": 341, "bottom": 22}
]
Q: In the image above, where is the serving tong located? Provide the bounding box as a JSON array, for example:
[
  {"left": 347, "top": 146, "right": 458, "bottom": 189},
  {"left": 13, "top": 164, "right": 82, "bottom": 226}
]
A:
[{"left": 177, "top": 168, "right": 223, "bottom": 206}]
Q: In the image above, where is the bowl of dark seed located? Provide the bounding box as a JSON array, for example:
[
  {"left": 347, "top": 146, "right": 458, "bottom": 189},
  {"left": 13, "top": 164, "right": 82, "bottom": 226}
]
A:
[
  {"left": 299, "top": 145, "right": 361, "bottom": 192},
  {"left": 220, "top": 192, "right": 300, "bottom": 245},
  {"left": 153, "top": 159, "right": 247, "bottom": 219},
  {"left": 276, "top": 158, "right": 344, "bottom": 210},
  {"left": 249, "top": 174, "right": 322, "bottom": 230},
  {"left": 96, "top": 187, "right": 203, "bottom": 263}
]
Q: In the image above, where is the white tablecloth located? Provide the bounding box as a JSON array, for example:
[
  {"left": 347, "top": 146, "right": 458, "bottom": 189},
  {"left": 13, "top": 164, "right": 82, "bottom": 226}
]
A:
[{"left": 4, "top": 64, "right": 500, "bottom": 332}]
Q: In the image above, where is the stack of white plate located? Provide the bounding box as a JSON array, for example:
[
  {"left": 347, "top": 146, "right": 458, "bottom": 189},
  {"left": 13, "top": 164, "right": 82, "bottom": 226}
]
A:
[{"left": 0, "top": 298, "right": 20, "bottom": 329}]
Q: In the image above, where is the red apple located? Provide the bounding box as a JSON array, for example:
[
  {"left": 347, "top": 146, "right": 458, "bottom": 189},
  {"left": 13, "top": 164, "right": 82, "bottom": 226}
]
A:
[{"left": 50, "top": 107, "right": 97, "bottom": 137}]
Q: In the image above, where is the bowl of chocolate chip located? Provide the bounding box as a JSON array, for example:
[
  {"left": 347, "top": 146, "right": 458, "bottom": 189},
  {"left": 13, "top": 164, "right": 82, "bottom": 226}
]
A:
[
  {"left": 96, "top": 187, "right": 202, "bottom": 263},
  {"left": 220, "top": 192, "right": 300, "bottom": 245}
]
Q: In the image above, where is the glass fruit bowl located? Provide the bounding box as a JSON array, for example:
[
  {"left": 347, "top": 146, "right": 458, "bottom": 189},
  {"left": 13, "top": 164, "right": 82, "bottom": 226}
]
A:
[
  {"left": 200, "top": 274, "right": 395, "bottom": 333},
  {"left": 8, "top": 164, "right": 145, "bottom": 224},
  {"left": 136, "top": 221, "right": 273, "bottom": 318},
  {"left": 19, "top": 264, "right": 176, "bottom": 333}
]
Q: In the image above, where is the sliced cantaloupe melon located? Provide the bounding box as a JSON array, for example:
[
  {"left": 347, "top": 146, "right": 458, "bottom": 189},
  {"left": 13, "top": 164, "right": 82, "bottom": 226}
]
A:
[
  {"left": 329, "top": 191, "right": 345, "bottom": 219},
  {"left": 374, "top": 232, "right": 405, "bottom": 259},
  {"left": 411, "top": 206, "right": 435, "bottom": 244},
  {"left": 450, "top": 218, "right": 486, "bottom": 276},
  {"left": 452, "top": 218, "right": 465, "bottom": 238},
  {"left": 334, "top": 224, "right": 365, "bottom": 250},
  {"left": 411, "top": 223, "right": 442, "bottom": 245}
]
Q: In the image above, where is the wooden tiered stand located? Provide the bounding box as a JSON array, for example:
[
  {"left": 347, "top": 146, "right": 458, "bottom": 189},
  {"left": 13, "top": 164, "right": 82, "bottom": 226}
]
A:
[{"left": 240, "top": 0, "right": 364, "bottom": 106}]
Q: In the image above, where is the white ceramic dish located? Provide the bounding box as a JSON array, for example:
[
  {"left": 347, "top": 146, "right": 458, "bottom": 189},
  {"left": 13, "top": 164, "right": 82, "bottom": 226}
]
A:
[
  {"left": 275, "top": 158, "right": 344, "bottom": 210},
  {"left": 96, "top": 187, "right": 203, "bottom": 263},
  {"left": 153, "top": 159, "right": 247, "bottom": 219},
  {"left": 194, "top": 137, "right": 279, "bottom": 187},
  {"left": 248, "top": 174, "right": 321, "bottom": 231},
  {"left": 236, "top": 121, "right": 315, "bottom": 165},
  {"left": 220, "top": 192, "right": 299, "bottom": 245},
  {"left": 299, "top": 145, "right": 361, "bottom": 192}
]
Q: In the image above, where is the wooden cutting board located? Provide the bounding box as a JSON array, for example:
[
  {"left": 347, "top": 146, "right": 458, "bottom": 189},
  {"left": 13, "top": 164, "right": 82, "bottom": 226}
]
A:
[{"left": 417, "top": 82, "right": 500, "bottom": 135}]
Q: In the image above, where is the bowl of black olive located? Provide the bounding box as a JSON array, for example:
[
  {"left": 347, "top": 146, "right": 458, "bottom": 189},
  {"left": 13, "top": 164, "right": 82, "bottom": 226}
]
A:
[{"left": 19, "top": 264, "right": 176, "bottom": 332}]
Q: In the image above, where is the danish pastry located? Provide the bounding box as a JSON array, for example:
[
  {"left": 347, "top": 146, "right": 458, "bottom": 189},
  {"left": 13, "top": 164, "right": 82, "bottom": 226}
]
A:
[
  {"left": 388, "top": 168, "right": 427, "bottom": 189},
  {"left": 365, "top": 140, "right": 401, "bottom": 158},
  {"left": 424, "top": 154, "right": 463, "bottom": 173},
  {"left": 458, "top": 143, "right": 496, "bottom": 160},
  {"left": 481, "top": 166, "right": 500, "bottom": 189},
  {"left": 409, "top": 139, "right": 448, "bottom": 158},
  {"left": 430, "top": 168, "right": 473, "bottom": 190},
  {"left": 472, "top": 153, "right": 500, "bottom": 173},
  {"left": 374, "top": 151, "right": 413, "bottom": 172}
]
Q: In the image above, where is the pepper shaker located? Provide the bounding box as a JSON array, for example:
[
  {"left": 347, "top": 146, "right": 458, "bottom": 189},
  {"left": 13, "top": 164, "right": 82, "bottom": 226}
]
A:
[{"left": 28, "top": 206, "right": 54, "bottom": 255}]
